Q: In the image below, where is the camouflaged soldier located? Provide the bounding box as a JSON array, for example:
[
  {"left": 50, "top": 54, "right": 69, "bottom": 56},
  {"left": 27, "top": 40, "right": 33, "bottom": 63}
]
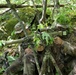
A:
[
  {"left": 14, "top": 21, "right": 45, "bottom": 75},
  {"left": 3, "top": 21, "right": 33, "bottom": 75},
  {"left": 14, "top": 21, "right": 32, "bottom": 55}
]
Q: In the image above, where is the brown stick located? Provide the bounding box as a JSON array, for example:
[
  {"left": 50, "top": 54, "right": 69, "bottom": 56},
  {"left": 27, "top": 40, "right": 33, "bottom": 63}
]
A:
[{"left": 0, "top": 4, "right": 64, "bottom": 8}]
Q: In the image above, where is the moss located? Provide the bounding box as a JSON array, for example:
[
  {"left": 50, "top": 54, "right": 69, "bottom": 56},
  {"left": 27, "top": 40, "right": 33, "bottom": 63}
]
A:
[
  {"left": 18, "top": 7, "right": 35, "bottom": 23},
  {"left": 0, "top": 11, "right": 13, "bottom": 23},
  {"left": 5, "top": 18, "right": 18, "bottom": 36},
  {"left": 57, "top": 14, "right": 70, "bottom": 25}
]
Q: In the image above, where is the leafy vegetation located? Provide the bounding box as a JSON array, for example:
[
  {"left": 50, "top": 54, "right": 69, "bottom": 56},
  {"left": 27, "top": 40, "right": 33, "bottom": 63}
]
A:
[{"left": 0, "top": 0, "right": 76, "bottom": 75}]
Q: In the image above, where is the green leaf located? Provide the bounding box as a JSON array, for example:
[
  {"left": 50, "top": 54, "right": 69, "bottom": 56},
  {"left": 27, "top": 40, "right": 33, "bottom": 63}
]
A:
[
  {"left": 0, "top": 42, "right": 3, "bottom": 48},
  {"left": 38, "top": 23, "right": 44, "bottom": 29},
  {"left": 42, "top": 32, "right": 54, "bottom": 45},
  {"left": 33, "top": 34, "right": 41, "bottom": 47},
  {"left": 0, "top": 40, "right": 4, "bottom": 48},
  {"left": 0, "top": 67, "right": 5, "bottom": 73},
  {"left": 42, "top": 32, "right": 50, "bottom": 40},
  {"left": 7, "top": 56, "right": 15, "bottom": 62},
  {"left": 11, "top": 30, "right": 15, "bottom": 36}
]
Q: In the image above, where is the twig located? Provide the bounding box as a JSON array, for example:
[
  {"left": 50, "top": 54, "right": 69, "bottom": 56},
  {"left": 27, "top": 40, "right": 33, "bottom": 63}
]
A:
[
  {"left": 4, "top": 38, "right": 25, "bottom": 45},
  {"left": 0, "top": 8, "right": 11, "bottom": 15},
  {"left": 31, "top": 46, "right": 41, "bottom": 74},
  {"left": 2, "top": 36, "right": 32, "bottom": 46},
  {"left": 31, "top": 0, "right": 36, "bottom": 9},
  {"left": 0, "top": 4, "right": 64, "bottom": 8},
  {"left": 39, "top": 52, "right": 47, "bottom": 75},
  {"left": 49, "top": 51, "right": 63, "bottom": 75},
  {"left": 39, "top": 0, "right": 47, "bottom": 23},
  {"left": 20, "top": 0, "right": 27, "bottom": 5}
]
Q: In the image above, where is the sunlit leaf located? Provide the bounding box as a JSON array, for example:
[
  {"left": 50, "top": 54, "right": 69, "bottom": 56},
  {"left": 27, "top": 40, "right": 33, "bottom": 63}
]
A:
[
  {"left": 42, "top": 32, "right": 54, "bottom": 45},
  {"left": 38, "top": 23, "right": 44, "bottom": 29},
  {"left": 7, "top": 56, "right": 15, "bottom": 62}
]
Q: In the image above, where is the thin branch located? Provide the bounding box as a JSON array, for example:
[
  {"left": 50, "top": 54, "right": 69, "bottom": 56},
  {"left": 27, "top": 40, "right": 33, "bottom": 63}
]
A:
[
  {"left": 39, "top": 0, "right": 47, "bottom": 23},
  {"left": 49, "top": 51, "right": 63, "bottom": 75},
  {"left": 1, "top": 36, "right": 32, "bottom": 46},
  {"left": 31, "top": 0, "right": 36, "bottom": 9},
  {"left": 0, "top": 4, "right": 64, "bottom": 8},
  {"left": 39, "top": 52, "right": 48, "bottom": 75},
  {"left": 4, "top": 38, "right": 25, "bottom": 45},
  {"left": 52, "top": 0, "right": 60, "bottom": 20},
  {"left": 0, "top": 8, "right": 11, "bottom": 15},
  {"left": 31, "top": 46, "right": 41, "bottom": 74},
  {"left": 20, "top": 0, "right": 27, "bottom": 5}
]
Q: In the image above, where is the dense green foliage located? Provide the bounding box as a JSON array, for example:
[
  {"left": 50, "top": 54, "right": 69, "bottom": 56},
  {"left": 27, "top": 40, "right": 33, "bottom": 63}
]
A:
[{"left": 0, "top": 6, "right": 76, "bottom": 40}]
